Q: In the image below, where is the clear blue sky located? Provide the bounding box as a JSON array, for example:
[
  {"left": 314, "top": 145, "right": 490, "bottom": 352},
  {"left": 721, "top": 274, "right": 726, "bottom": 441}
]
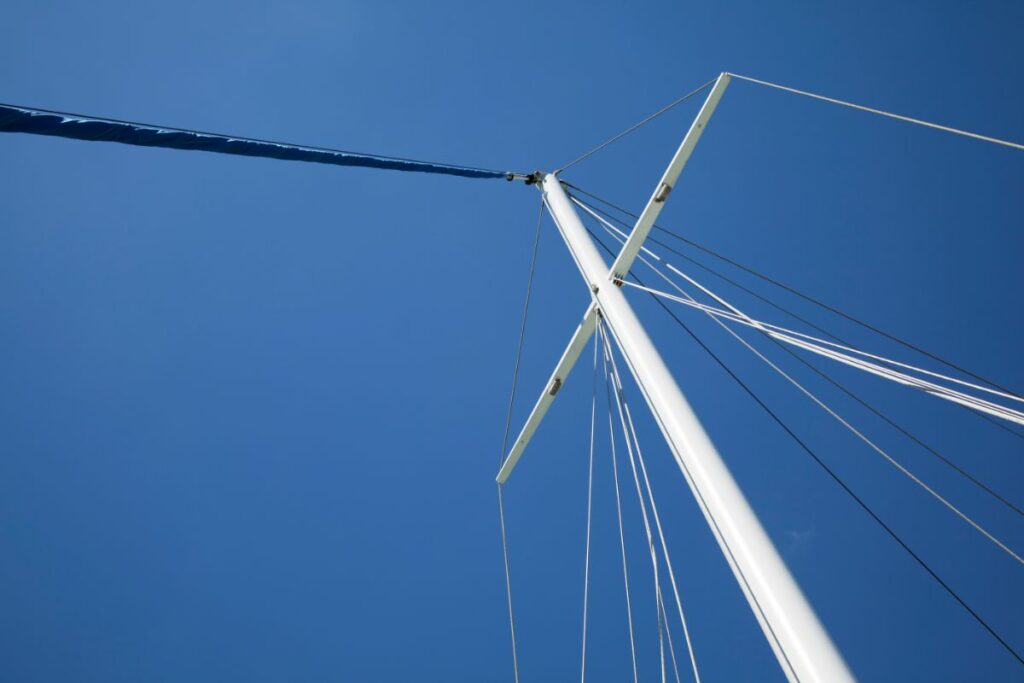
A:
[{"left": 2, "top": 1, "right": 1023, "bottom": 680}]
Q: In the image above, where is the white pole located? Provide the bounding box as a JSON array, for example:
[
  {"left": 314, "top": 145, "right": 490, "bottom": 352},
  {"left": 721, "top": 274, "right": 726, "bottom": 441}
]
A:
[{"left": 542, "top": 174, "right": 853, "bottom": 683}]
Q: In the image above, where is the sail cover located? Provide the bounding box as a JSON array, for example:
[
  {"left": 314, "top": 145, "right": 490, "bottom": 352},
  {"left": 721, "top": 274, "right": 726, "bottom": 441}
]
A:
[{"left": 0, "top": 103, "right": 509, "bottom": 180}]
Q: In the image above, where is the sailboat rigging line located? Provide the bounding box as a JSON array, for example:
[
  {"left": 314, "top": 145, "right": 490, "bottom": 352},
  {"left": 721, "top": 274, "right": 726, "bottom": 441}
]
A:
[
  {"left": 660, "top": 589, "right": 684, "bottom": 683},
  {"left": 571, "top": 195, "right": 1024, "bottom": 427},
  {"left": 601, "top": 324, "right": 668, "bottom": 683},
  {"left": 602, "top": 322, "right": 640, "bottom": 683},
  {"left": 619, "top": 281, "right": 1024, "bottom": 428},
  {"left": 623, "top": 273, "right": 1024, "bottom": 566},
  {"left": 562, "top": 182, "right": 1023, "bottom": 400},
  {"left": 976, "top": 411, "right": 1024, "bottom": 443},
  {"left": 0, "top": 102, "right": 517, "bottom": 180},
  {"left": 587, "top": 221, "right": 1024, "bottom": 519},
  {"left": 613, "top": 280, "right": 1024, "bottom": 424},
  {"left": 580, "top": 335, "right": 598, "bottom": 683},
  {"left": 587, "top": 207, "right": 1024, "bottom": 523},
  {"left": 495, "top": 490, "right": 519, "bottom": 682},
  {"left": 555, "top": 78, "right": 717, "bottom": 174},
  {"left": 787, "top": 350, "right": 1024, "bottom": 519},
  {"left": 601, "top": 325, "right": 702, "bottom": 682},
  {"left": 495, "top": 198, "right": 544, "bottom": 683},
  {"left": 585, "top": 215, "right": 1024, "bottom": 565},
  {"left": 569, "top": 189, "right": 1024, "bottom": 443},
  {"left": 584, "top": 226, "right": 1024, "bottom": 667},
  {"left": 728, "top": 74, "right": 1024, "bottom": 151}
]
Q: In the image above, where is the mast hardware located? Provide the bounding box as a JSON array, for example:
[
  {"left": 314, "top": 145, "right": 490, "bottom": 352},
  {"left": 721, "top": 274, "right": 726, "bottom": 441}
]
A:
[{"left": 654, "top": 182, "right": 672, "bottom": 202}]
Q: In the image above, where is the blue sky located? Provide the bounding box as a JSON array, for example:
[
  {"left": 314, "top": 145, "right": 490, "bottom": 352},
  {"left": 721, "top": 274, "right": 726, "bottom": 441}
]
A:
[{"left": 1, "top": 1, "right": 1023, "bottom": 680}]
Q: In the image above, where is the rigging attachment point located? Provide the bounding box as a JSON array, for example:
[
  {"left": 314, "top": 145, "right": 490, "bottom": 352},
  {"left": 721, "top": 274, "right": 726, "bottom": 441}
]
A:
[
  {"left": 654, "top": 182, "right": 672, "bottom": 203},
  {"left": 524, "top": 170, "right": 544, "bottom": 185}
]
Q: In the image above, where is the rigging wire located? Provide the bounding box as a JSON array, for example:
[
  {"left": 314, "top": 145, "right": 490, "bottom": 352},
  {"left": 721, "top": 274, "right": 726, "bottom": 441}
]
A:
[
  {"left": 601, "top": 323, "right": 668, "bottom": 683},
  {"left": 583, "top": 207, "right": 1024, "bottom": 564},
  {"left": 494, "top": 198, "right": 545, "bottom": 683},
  {"left": 562, "top": 182, "right": 1024, "bottom": 401},
  {"left": 555, "top": 78, "right": 717, "bottom": 174},
  {"left": 660, "top": 590, "right": 684, "bottom": 683},
  {"left": 583, "top": 224, "right": 1024, "bottom": 667},
  {"left": 603, "top": 328, "right": 641, "bottom": 683},
  {"left": 728, "top": 74, "right": 1024, "bottom": 152},
  {"left": 615, "top": 280, "right": 1024, "bottom": 427},
  {"left": 570, "top": 195, "right": 1024, "bottom": 428},
  {"left": 568, "top": 187, "right": 1024, "bottom": 443},
  {"left": 621, "top": 275, "right": 1024, "bottom": 566},
  {"left": 577, "top": 213, "right": 1024, "bottom": 518},
  {"left": 601, "top": 323, "right": 702, "bottom": 682},
  {"left": 580, "top": 335, "right": 598, "bottom": 683}
]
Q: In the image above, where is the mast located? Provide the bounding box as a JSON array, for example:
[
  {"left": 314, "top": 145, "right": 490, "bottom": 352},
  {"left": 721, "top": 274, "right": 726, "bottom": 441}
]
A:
[
  {"left": 541, "top": 173, "right": 853, "bottom": 683},
  {"left": 499, "top": 74, "right": 853, "bottom": 681}
]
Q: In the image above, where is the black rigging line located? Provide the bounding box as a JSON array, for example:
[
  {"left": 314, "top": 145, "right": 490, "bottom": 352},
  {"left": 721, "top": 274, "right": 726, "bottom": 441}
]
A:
[
  {"left": 570, "top": 188, "right": 1024, "bottom": 445},
  {"left": 569, "top": 191, "right": 1024, "bottom": 518},
  {"left": 563, "top": 181, "right": 1024, "bottom": 401},
  {"left": 495, "top": 197, "right": 545, "bottom": 683},
  {"left": 584, "top": 223, "right": 1024, "bottom": 667},
  {"left": 555, "top": 78, "right": 717, "bottom": 174}
]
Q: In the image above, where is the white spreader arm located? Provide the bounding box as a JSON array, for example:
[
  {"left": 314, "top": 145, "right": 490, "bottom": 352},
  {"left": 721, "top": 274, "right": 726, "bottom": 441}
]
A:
[
  {"left": 496, "top": 304, "right": 599, "bottom": 483},
  {"left": 496, "top": 73, "right": 731, "bottom": 484},
  {"left": 608, "top": 72, "right": 731, "bottom": 280}
]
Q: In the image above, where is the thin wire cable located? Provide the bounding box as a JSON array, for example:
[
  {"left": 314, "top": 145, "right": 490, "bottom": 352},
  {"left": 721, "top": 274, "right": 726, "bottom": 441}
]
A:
[
  {"left": 660, "top": 589, "right": 684, "bottom": 683},
  {"left": 627, "top": 273, "right": 1024, "bottom": 566},
  {"left": 573, "top": 194, "right": 1024, "bottom": 427},
  {"left": 601, "top": 325, "right": 702, "bottom": 683},
  {"left": 617, "top": 279, "right": 1024, "bottom": 427},
  {"left": 583, "top": 225, "right": 1024, "bottom": 667},
  {"left": 571, "top": 188, "right": 1024, "bottom": 443},
  {"left": 603, "top": 326, "right": 640, "bottom": 683},
  {"left": 587, "top": 215, "right": 1024, "bottom": 564},
  {"left": 555, "top": 78, "right": 717, "bottom": 173},
  {"left": 495, "top": 198, "right": 545, "bottom": 683},
  {"left": 580, "top": 335, "right": 598, "bottom": 683},
  {"left": 564, "top": 182, "right": 1023, "bottom": 400},
  {"left": 728, "top": 74, "right": 1024, "bottom": 151},
  {"left": 584, "top": 218, "right": 1024, "bottom": 518},
  {"left": 601, "top": 324, "right": 667, "bottom": 683},
  {"left": 571, "top": 194, "right": 1024, "bottom": 413}
]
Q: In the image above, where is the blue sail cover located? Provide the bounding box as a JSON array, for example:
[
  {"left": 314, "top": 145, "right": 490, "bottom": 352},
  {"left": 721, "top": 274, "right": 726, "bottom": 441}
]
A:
[{"left": 0, "top": 103, "right": 509, "bottom": 180}]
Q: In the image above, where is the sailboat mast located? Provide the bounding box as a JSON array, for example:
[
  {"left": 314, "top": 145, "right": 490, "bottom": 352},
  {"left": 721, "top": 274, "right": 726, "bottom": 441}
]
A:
[{"left": 542, "top": 174, "right": 853, "bottom": 683}]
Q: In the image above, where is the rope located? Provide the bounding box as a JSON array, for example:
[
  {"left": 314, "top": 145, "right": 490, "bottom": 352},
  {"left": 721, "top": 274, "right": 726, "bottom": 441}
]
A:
[
  {"left": 637, "top": 274, "right": 1024, "bottom": 566},
  {"left": 555, "top": 78, "right": 717, "bottom": 173},
  {"left": 728, "top": 74, "right": 1024, "bottom": 151},
  {"left": 601, "top": 326, "right": 702, "bottom": 682},
  {"left": 580, "top": 335, "right": 598, "bottom": 683},
  {"left": 582, "top": 225, "right": 1024, "bottom": 667},
  {"left": 495, "top": 198, "right": 545, "bottom": 683},
  {"left": 660, "top": 589, "right": 684, "bottom": 683},
  {"left": 496, "top": 490, "right": 519, "bottom": 682},
  {"left": 619, "top": 280, "right": 1024, "bottom": 427},
  {"left": 570, "top": 194, "right": 1024, "bottom": 427},
  {"left": 580, "top": 201, "right": 1024, "bottom": 516},
  {"left": 569, "top": 187, "right": 1024, "bottom": 442},
  {"left": 0, "top": 102, "right": 519, "bottom": 180},
  {"left": 598, "top": 221, "right": 1024, "bottom": 519},
  {"left": 586, "top": 212, "right": 1024, "bottom": 565},
  {"left": 600, "top": 324, "right": 667, "bottom": 683},
  {"left": 602, "top": 322, "right": 640, "bottom": 683},
  {"left": 563, "top": 182, "right": 1024, "bottom": 400}
]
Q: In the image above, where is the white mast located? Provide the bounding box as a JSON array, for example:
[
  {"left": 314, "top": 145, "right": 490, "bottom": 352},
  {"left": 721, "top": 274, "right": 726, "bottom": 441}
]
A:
[{"left": 498, "top": 74, "right": 854, "bottom": 682}]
